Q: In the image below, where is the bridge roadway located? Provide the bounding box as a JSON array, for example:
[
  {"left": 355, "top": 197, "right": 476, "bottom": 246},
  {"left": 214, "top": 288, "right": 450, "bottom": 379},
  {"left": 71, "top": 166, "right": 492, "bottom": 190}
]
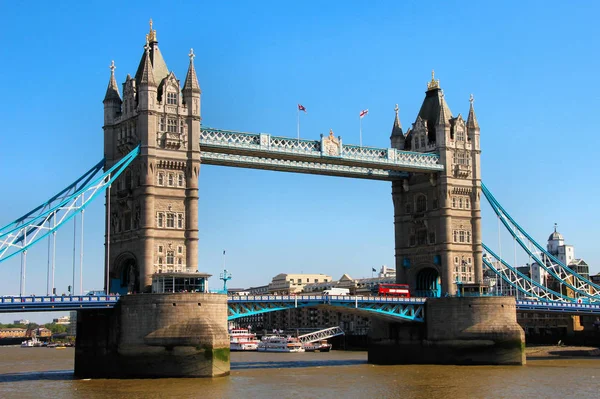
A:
[{"left": 1, "top": 295, "right": 600, "bottom": 320}]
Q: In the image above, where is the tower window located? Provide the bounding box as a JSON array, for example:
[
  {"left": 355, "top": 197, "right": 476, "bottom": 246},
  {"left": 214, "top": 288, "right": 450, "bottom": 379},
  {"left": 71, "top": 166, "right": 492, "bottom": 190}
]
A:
[
  {"left": 459, "top": 198, "right": 463, "bottom": 209},
  {"left": 415, "top": 138, "right": 420, "bottom": 149},
  {"left": 166, "top": 251, "right": 174, "bottom": 265},
  {"left": 160, "top": 118, "right": 165, "bottom": 131},
  {"left": 456, "top": 129, "right": 465, "bottom": 141},
  {"left": 417, "top": 230, "right": 427, "bottom": 245},
  {"left": 420, "top": 136, "right": 426, "bottom": 148},
  {"left": 465, "top": 198, "right": 470, "bottom": 209},
  {"left": 467, "top": 231, "right": 471, "bottom": 243},
  {"left": 157, "top": 213, "right": 164, "bottom": 228},
  {"left": 168, "top": 118, "right": 177, "bottom": 133},
  {"left": 177, "top": 214, "right": 183, "bottom": 229},
  {"left": 158, "top": 245, "right": 163, "bottom": 253},
  {"left": 178, "top": 174, "right": 184, "bottom": 187},
  {"left": 180, "top": 120, "right": 185, "bottom": 134},
  {"left": 452, "top": 197, "right": 456, "bottom": 208},
  {"left": 428, "top": 232, "right": 436, "bottom": 244},
  {"left": 158, "top": 172, "right": 164, "bottom": 186},
  {"left": 168, "top": 173, "right": 174, "bottom": 186},
  {"left": 453, "top": 231, "right": 458, "bottom": 242},
  {"left": 177, "top": 246, "right": 183, "bottom": 254},
  {"left": 405, "top": 204, "right": 412, "bottom": 214},
  {"left": 416, "top": 195, "right": 427, "bottom": 213},
  {"left": 167, "top": 92, "right": 177, "bottom": 105},
  {"left": 158, "top": 257, "right": 163, "bottom": 265},
  {"left": 459, "top": 231, "right": 465, "bottom": 243},
  {"left": 166, "top": 213, "right": 175, "bottom": 228}
]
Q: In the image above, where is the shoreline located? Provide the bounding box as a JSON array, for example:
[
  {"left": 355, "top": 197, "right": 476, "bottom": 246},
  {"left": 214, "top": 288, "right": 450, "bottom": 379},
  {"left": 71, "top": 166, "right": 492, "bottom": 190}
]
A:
[{"left": 526, "top": 345, "right": 600, "bottom": 359}]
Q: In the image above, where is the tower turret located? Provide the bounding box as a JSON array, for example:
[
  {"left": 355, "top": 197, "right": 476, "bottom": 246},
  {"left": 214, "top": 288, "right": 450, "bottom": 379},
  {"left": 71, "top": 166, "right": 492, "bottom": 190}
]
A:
[
  {"left": 103, "top": 60, "right": 121, "bottom": 125},
  {"left": 390, "top": 104, "right": 405, "bottom": 149}
]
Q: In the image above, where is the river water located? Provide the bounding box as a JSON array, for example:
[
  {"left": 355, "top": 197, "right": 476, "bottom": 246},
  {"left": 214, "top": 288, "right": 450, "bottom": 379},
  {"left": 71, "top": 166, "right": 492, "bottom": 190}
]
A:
[{"left": 0, "top": 347, "right": 598, "bottom": 398}]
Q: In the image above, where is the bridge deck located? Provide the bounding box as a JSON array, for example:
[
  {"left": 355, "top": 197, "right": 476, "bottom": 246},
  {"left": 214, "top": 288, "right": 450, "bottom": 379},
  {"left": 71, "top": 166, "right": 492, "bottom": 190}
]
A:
[
  {"left": 1, "top": 295, "right": 599, "bottom": 317},
  {"left": 200, "top": 128, "right": 443, "bottom": 180}
]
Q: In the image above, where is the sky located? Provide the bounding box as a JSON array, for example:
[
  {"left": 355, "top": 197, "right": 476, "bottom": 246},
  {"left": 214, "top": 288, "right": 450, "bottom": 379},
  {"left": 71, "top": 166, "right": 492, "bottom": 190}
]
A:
[{"left": 1, "top": 0, "right": 599, "bottom": 323}]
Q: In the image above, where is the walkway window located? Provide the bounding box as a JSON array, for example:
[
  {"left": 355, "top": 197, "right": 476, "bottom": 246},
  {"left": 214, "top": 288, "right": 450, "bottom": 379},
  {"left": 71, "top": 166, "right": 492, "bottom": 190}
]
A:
[{"left": 166, "top": 213, "right": 175, "bottom": 228}]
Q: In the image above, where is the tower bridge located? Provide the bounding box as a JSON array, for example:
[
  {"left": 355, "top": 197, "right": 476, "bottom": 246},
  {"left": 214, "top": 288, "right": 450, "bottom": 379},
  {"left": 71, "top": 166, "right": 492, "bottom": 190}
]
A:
[{"left": 1, "top": 21, "right": 599, "bottom": 376}]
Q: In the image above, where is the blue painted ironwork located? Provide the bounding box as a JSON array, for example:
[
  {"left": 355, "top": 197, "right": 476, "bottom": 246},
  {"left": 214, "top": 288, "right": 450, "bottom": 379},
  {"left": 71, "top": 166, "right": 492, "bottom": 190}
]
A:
[
  {"left": 0, "top": 146, "right": 140, "bottom": 263},
  {"left": 227, "top": 295, "right": 426, "bottom": 322},
  {"left": 0, "top": 295, "right": 119, "bottom": 312},
  {"left": 2, "top": 295, "right": 600, "bottom": 316},
  {"left": 481, "top": 183, "right": 600, "bottom": 300},
  {"left": 200, "top": 127, "right": 443, "bottom": 178},
  {"left": 483, "top": 243, "right": 573, "bottom": 302}
]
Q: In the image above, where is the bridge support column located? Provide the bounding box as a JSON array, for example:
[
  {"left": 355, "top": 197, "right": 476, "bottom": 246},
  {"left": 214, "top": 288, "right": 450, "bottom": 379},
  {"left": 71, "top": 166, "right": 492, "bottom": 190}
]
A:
[
  {"left": 368, "top": 297, "right": 525, "bottom": 365},
  {"left": 74, "top": 293, "right": 229, "bottom": 378}
]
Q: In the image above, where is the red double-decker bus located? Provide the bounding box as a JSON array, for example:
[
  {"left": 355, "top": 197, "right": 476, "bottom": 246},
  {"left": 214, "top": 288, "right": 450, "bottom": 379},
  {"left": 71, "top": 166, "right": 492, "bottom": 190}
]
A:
[{"left": 373, "top": 283, "right": 411, "bottom": 297}]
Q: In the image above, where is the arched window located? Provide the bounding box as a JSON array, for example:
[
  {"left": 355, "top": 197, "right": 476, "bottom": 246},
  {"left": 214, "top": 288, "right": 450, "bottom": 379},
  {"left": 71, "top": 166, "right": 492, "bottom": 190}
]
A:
[{"left": 416, "top": 195, "right": 427, "bottom": 213}]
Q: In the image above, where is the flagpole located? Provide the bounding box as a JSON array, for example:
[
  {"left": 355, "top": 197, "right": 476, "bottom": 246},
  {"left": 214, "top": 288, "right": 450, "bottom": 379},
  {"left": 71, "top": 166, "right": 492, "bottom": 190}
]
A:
[
  {"left": 297, "top": 108, "right": 300, "bottom": 142},
  {"left": 359, "top": 116, "right": 362, "bottom": 147}
]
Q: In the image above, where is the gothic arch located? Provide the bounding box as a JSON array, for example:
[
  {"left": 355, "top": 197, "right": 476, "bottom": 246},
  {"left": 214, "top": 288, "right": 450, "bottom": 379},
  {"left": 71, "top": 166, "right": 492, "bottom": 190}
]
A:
[{"left": 111, "top": 252, "right": 140, "bottom": 295}]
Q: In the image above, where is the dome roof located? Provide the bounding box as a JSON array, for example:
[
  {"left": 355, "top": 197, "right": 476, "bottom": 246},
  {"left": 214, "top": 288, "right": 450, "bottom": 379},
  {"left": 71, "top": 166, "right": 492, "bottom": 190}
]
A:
[{"left": 548, "top": 224, "right": 564, "bottom": 241}]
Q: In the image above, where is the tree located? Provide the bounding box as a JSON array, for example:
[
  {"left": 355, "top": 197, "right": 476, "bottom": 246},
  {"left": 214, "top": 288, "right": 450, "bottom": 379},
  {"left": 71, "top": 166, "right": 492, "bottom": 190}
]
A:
[{"left": 44, "top": 323, "right": 67, "bottom": 334}]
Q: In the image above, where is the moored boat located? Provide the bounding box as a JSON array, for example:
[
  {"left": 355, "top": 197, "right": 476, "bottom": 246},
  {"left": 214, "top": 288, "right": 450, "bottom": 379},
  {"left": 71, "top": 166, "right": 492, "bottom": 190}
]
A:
[
  {"left": 257, "top": 335, "right": 305, "bottom": 353},
  {"left": 303, "top": 339, "right": 332, "bottom": 352},
  {"left": 230, "top": 328, "right": 260, "bottom": 351}
]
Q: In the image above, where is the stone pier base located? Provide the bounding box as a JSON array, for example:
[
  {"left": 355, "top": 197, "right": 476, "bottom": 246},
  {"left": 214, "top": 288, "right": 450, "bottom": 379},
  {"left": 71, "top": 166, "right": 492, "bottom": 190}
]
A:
[
  {"left": 369, "top": 296, "right": 525, "bottom": 365},
  {"left": 74, "top": 293, "right": 230, "bottom": 378}
]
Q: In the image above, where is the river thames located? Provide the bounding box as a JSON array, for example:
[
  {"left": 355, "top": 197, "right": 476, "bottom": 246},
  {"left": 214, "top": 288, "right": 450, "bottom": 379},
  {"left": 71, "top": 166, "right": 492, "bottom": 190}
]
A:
[{"left": 0, "top": 347, "right": 598, "bottom": 398}]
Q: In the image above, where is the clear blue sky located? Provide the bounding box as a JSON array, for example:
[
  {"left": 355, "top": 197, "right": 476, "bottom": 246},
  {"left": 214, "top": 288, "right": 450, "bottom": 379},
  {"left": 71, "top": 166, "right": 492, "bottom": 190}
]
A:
[{"left": 1, "top": 1, "right": 599, "bottom": 323}]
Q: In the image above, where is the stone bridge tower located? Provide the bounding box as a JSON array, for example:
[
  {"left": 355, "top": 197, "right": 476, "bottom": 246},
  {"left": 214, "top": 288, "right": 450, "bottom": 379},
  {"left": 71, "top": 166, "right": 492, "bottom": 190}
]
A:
[
  {"left": 102, "top": 21, "right": 201, "bottom": 293},
  {"left": 390, "top": 72, "right": 482, "bottom": 296}
]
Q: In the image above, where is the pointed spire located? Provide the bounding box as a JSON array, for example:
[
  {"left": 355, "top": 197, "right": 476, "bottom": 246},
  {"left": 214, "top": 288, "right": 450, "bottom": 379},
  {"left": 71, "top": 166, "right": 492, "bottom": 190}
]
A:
[
  {"left": 103, "top": 60, "right": 121, "bottom": 102},
  {"left": 467, "top": 94, "right": 479, "bottom": 129},
  {"left": 436, "top": 90, "right": 448, "bottom": 126},
  {"left": 183, "top": 48, "right": 201, "bottom": 94},
  {"left": 391, "top": 104, "right": 403, "bottom": 136},
  {"left": 147, "top": 18, "right": 157, "bottom": 43},
  {"left": 138, "top": 39, "right": 156, "bottom": 87}
]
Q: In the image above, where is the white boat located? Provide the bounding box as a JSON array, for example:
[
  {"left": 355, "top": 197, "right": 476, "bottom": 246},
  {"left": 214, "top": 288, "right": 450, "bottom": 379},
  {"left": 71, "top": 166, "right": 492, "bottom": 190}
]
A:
[
  {"left": 303, "top": 339, "right": 332, "bottom": 352},
  {"left": 21, "top": 336, "right": 41, "bottom": 347},
  {"left": 257, "top": 335, "right": 305, "bottom": 353},
  {"left": 229, "top": 328, "right": 260, "bottom": 351}
]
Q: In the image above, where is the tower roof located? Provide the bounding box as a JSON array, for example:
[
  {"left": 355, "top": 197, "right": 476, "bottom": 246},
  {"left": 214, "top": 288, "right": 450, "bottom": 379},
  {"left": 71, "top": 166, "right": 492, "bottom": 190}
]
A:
[
  {"left": 183, "top": 48, "right": 201, "bottom": 94},
  {"left": 103, "top": 60, "right": 121, "bottom": 102},
  {"left": 415, "top": 71, "right": 453, "bottom": 142},
  {"left": 134, "top": 19, "right": 169, "bottom": 87},
  {"left": 467, "top": 94, "right": 480, "bottom": 129},
  {"left": 390, "top": 104, "right": 403, "bottom": 137},
  {"left": 548, "top": 223, "right": 564, "bottom": 241}
]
